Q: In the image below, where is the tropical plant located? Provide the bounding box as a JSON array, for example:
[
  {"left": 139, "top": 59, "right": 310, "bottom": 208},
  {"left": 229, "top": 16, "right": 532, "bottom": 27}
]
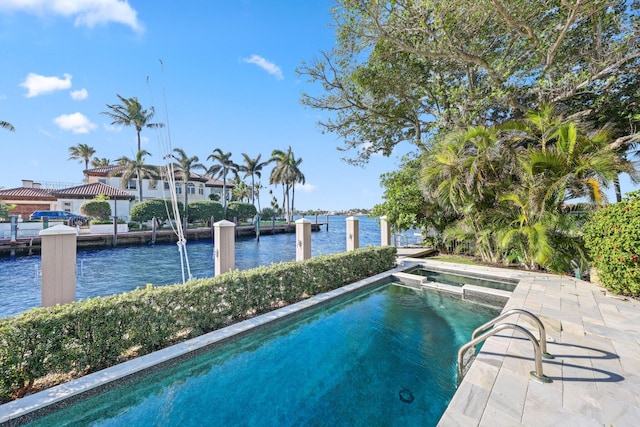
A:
[
  {"left": 238, "top": 153, "right": 271, "bottom": 207},
  {"left": 91, "top": 157, "right": 112, "bottom": 168},
  {"left": 230, "top": 176, "right": 251, "bottom": 203},
  {"left": 102, "top": 95, "right": 164, "bottom": 152},
  {"left": 171, "top": 148, "right": 205, "bottom": 227},
  {"left": 114, "top": 150, "right": 160, "bottom": 202},
  {"left": 207, "top": 149, "right": 238, "bottom": 216},
  {"left": 1, "top": 121, "right": 15, "bottom": 132},
  {"left": 269, "top": 147, "right": 305, "bottom": 223},
  {"left": 68, "top": 143, "right": 96, "bottom": 172}
]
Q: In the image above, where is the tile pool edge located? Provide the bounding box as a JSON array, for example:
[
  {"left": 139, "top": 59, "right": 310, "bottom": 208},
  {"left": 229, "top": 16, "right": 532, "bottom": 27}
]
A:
[{"left": 0, "top": 264, "right": 409, "bottom": 426}]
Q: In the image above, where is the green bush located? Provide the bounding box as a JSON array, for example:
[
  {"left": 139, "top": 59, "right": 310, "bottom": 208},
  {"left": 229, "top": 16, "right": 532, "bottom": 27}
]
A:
[
  {"left": 0, "top": 246, "right": 396, "bottom": 401},
  {"left": 130, "top": 199, "right": 184, "bottom": 225},
  {"left": 188, "top": 200, "right": 224, "bottom": 225},
  {"left": 80, "top": 199, "right": 111, "bottom": 220},
  {"left": 583, "top": 191, "right": 640, "bottom": 296},
  {"left": 227, "top": 202, "right": 257, "bottom": 222}
]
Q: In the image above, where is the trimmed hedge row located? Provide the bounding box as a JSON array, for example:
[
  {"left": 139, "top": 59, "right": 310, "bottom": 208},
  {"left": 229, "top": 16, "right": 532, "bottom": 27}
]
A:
[{"left": 0, "top": 246, "right": 397, "bottom": 401}]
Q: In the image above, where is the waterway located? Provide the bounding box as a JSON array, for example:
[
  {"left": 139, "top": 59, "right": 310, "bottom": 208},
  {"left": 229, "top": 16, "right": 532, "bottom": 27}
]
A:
[{"left": 0, "top": 216, "right": 420, "bottom": 318}]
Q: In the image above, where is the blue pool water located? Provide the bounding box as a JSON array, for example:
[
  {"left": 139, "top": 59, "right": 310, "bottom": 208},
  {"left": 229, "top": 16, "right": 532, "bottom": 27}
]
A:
[
  {"left": 26, "top": 284, "right": 499, "bottom": 426},
  {"left": 1, "top": 216, "right": 420, "bottom": 318}
]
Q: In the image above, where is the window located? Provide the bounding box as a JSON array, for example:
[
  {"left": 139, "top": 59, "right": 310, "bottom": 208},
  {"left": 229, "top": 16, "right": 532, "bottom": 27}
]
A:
[
  {"left": 98, "top": 179, "right": 107, "bottom": 184},
  {"left": 175, "top": 183, "right": 182, "bottom": 194},
  {"left": 187, "top": 183, "right": 196, "bottom": 195},
  {"left": 198, "top": 184, "right": 204, "bottom": 195},
  {"left": 127, "top": 180, "right": 137, "bottom": 190},
  {"left": 164, "top": 182, "right": 170, "bottom": 190}
]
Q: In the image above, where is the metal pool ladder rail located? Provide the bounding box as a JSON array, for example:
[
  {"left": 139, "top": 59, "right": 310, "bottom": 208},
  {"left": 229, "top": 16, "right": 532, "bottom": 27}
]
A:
[{"left": 457, "top": 309, "right": 553, "bottom": 384}]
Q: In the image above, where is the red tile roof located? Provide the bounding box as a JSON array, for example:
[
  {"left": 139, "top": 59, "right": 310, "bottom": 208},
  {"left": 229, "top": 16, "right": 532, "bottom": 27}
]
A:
[
  {"left": 0, "top": 187, "right": 57, "bottom": 200},
  {"left": 51, "top": 182, "right": 135, "bottom": 200}
]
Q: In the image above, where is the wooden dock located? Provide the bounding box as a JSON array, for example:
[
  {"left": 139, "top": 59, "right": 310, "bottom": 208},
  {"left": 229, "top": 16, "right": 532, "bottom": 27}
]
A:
[{"left": 0, "top": 222, "right": 327, "bottom": 257}]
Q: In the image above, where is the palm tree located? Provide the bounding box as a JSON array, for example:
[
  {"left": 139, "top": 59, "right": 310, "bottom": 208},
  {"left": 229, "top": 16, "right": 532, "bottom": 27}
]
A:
[
  {"left": 238, "top": 153, "right": 271, "bottom": 207},
  {"left": 102, "top": 95, "right": 164, "bottom": 152},
  {"left": 231, "top": 176, "right": 251, "bottom": 202},
  {"left": 114, "top": 150, "right": 159, "bottom": 202},
  {"left": 68, "top": 143, "right": 96, "bottom": 172},
  {"left": 269, "top": 147, "right": 305, "bottom": 223},
  {"left": 171, "top": 148, "right": 205, "bottom": 228},
  {"left": 91, "top": 157, "right": 112, "bottom": 168},
  {"left": 207, "top": 149, "right": 238, "bottom": 216},
  {"left": 1, "top": 121, "right": 15, "bottom": 132}
]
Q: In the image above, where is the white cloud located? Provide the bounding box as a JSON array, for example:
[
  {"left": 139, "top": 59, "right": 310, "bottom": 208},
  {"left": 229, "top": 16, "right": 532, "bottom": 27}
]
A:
[
  {"left": 296, "top": 183, "right": 317, "bottom": 193},
  {"left": 242, "top": 54, "right": 284, "bottom": 80},
  {"left": 21, "top": 73, "right": 72, "bottom": 98},
  {"left": 70, "top": 88, "right": 88, "bottom": 100},
  {"left": 53, "top": 112, "right": 97, "bottom": 134},
  {"left": 0, "top": 0, "right": 143, "bottom": 32}
]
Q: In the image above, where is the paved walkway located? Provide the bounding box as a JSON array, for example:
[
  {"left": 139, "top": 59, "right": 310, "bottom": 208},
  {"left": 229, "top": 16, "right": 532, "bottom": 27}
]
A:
[{"left": 412, "top": 259, "right": 640, "bottom": 427}]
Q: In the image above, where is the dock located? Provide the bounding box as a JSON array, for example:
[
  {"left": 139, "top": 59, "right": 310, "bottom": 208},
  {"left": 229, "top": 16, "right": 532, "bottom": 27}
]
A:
[{"left": 0, "top": 222, "right": 326, "bottom": 257}]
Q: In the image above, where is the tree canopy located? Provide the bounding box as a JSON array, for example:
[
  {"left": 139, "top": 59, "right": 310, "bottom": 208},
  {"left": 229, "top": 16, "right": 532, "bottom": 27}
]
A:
[{"left": 298, "top": 0, "right": 640, "bottom": 165}]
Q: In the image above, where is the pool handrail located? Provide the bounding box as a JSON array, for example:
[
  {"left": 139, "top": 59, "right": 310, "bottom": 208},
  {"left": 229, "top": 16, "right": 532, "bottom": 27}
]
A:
[
  {"left": 471, "top": 308, "right": 553, "bottom": 359},
  {"left": 457, "top": 322, "right": 552, "bottom": 384}
]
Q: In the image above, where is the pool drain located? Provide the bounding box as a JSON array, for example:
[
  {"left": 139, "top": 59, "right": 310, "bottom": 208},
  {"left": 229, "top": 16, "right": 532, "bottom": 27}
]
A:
[{"left": 399, "top": 387, "right": 414, "bottom": 403}]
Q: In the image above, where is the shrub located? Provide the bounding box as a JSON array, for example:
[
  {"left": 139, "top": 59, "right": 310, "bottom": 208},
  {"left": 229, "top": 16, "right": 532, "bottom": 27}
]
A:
[
  {"left": 583, "top": 191, "right": 640, "bottom": 296},
  {"left": 0, "top": 246, "right": 397, "bottom": 401},
  {"left": 130, "top": 199, "right": 184, "bottom": 225},
  {"left": 227, "top": 202, "right": 257, "bottom": 222},
  {"left": 188, "top": 200, "right": 224, "bottom": 225},
  {"left": 260, "top": 207, "right": 277, "bottom": 221},
  {"left": 80, "top": 198, "right": 111, "bottom": 220}
]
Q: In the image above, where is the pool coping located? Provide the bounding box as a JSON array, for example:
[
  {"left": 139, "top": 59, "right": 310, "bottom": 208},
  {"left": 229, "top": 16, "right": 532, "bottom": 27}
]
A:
[
  {"left": 413, "top": 259, "right": 640, "bottom": 427},
  {"left": 0, "top": 265, "right": 408, "bottom": 426}
]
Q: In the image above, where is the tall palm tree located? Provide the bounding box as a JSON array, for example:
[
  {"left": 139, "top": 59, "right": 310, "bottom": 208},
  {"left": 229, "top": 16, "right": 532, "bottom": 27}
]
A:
[
  {"left": 91, "top": 157, "right": 112, "bottom": 168},
  {"left": 102, "top": 95, "right": 164, "bottom": 152},
  {"left": 114, "top": 150, "right": 159, "bottom": 202},
  {"left": 238, "top": 153, "right": 271, "bottom": 207},
  {"left": 269, "top": 147, "right": 304, "bottom": 222},
  {"left": 171, "top": 148, "right": 205, "bottom": 227},
  {"left": 68, "top": 143, "right": 96, "bottom": 172},
  {"left": 1, "top": 121, "right": 15, "bottom": 132},
  {"left": 207, "top": 149, "right": 238, "bottom": 216}
]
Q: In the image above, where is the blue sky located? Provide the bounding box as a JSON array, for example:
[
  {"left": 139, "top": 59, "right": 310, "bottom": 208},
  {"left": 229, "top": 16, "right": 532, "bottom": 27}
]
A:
[
  {"left": 1, "top": 1, "right": 636, "bottom": 211},
  {"left": 0, "top": 0, "right": 414, "bottom": 212}
]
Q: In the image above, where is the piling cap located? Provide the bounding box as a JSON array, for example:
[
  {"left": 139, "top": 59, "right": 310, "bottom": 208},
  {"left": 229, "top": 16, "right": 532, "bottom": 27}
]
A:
[
  {"left": 295, "top": 218, "right": 312, "bottom": 224},
  {"left": 39, "top": 224, "right": 78, "bottom": 236},
  {"left": 213, "top": 219, "right": 235, "bottom": 227}
]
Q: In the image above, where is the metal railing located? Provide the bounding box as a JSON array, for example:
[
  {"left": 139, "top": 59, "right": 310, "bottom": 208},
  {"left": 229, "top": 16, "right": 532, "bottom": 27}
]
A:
[
  {"left": 472, "top": 309, "right": 554, "bottom": 359},
  {"left": 457, "top": 310, "right": 553, "bottom": 384}
]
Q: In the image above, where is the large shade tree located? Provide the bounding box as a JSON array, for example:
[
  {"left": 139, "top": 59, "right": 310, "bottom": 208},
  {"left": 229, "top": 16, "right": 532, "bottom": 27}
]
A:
[
  {"left": 102, "top": 95, "right": 164, "bottom": 152},
  {"left": 298, "top": 0, "right": 640, "bottom": 165}
]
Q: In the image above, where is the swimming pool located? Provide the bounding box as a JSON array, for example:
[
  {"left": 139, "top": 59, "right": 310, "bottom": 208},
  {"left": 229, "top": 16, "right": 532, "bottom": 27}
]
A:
[
  {"left": 405, "top": 266, "right": 517, "bottom": 292},
  {"left": 20, "top": 283, "right": 499, "bottom": 426}
]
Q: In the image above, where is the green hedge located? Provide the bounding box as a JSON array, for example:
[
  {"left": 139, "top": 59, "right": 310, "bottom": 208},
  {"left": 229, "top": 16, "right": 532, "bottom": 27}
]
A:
[
  {"left": 583, "top": 191, "right": 640, "bottom": 296},
  {"left": 0, "top": 246, "right": 396, "bottom": 401}
]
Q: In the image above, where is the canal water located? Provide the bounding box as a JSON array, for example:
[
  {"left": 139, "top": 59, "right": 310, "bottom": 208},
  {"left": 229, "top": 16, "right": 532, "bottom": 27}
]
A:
[{"left": 0, "top": 216, "right": 420, "bottom": 318}]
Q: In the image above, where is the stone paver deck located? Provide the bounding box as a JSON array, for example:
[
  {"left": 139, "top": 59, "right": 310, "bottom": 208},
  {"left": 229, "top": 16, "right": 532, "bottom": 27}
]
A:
[{"left": 415, "top": 259, "right": 640, "bottom": 427}]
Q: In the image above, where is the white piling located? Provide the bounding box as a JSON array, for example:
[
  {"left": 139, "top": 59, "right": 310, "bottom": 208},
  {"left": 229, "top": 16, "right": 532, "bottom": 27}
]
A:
[
  {"left": 39, "top": 224, "right": 77, "bottom": 307},
  {"left": 380, "top": 215, "right": 391, "bottom": 246},
  {"left": 346, "top": 216, "right": 360, "bottom": 251},
  {"left": 296, "top": 218, "right": 312, "bottom": 261},
  {"left": 214, "top": 219, "right": 235, "bottom": 276}
]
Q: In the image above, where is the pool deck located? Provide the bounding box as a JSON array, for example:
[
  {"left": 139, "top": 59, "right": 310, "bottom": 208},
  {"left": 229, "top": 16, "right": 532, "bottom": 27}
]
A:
[{"left": 409, "top": 259, "right": 640, "bottom": 427}]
